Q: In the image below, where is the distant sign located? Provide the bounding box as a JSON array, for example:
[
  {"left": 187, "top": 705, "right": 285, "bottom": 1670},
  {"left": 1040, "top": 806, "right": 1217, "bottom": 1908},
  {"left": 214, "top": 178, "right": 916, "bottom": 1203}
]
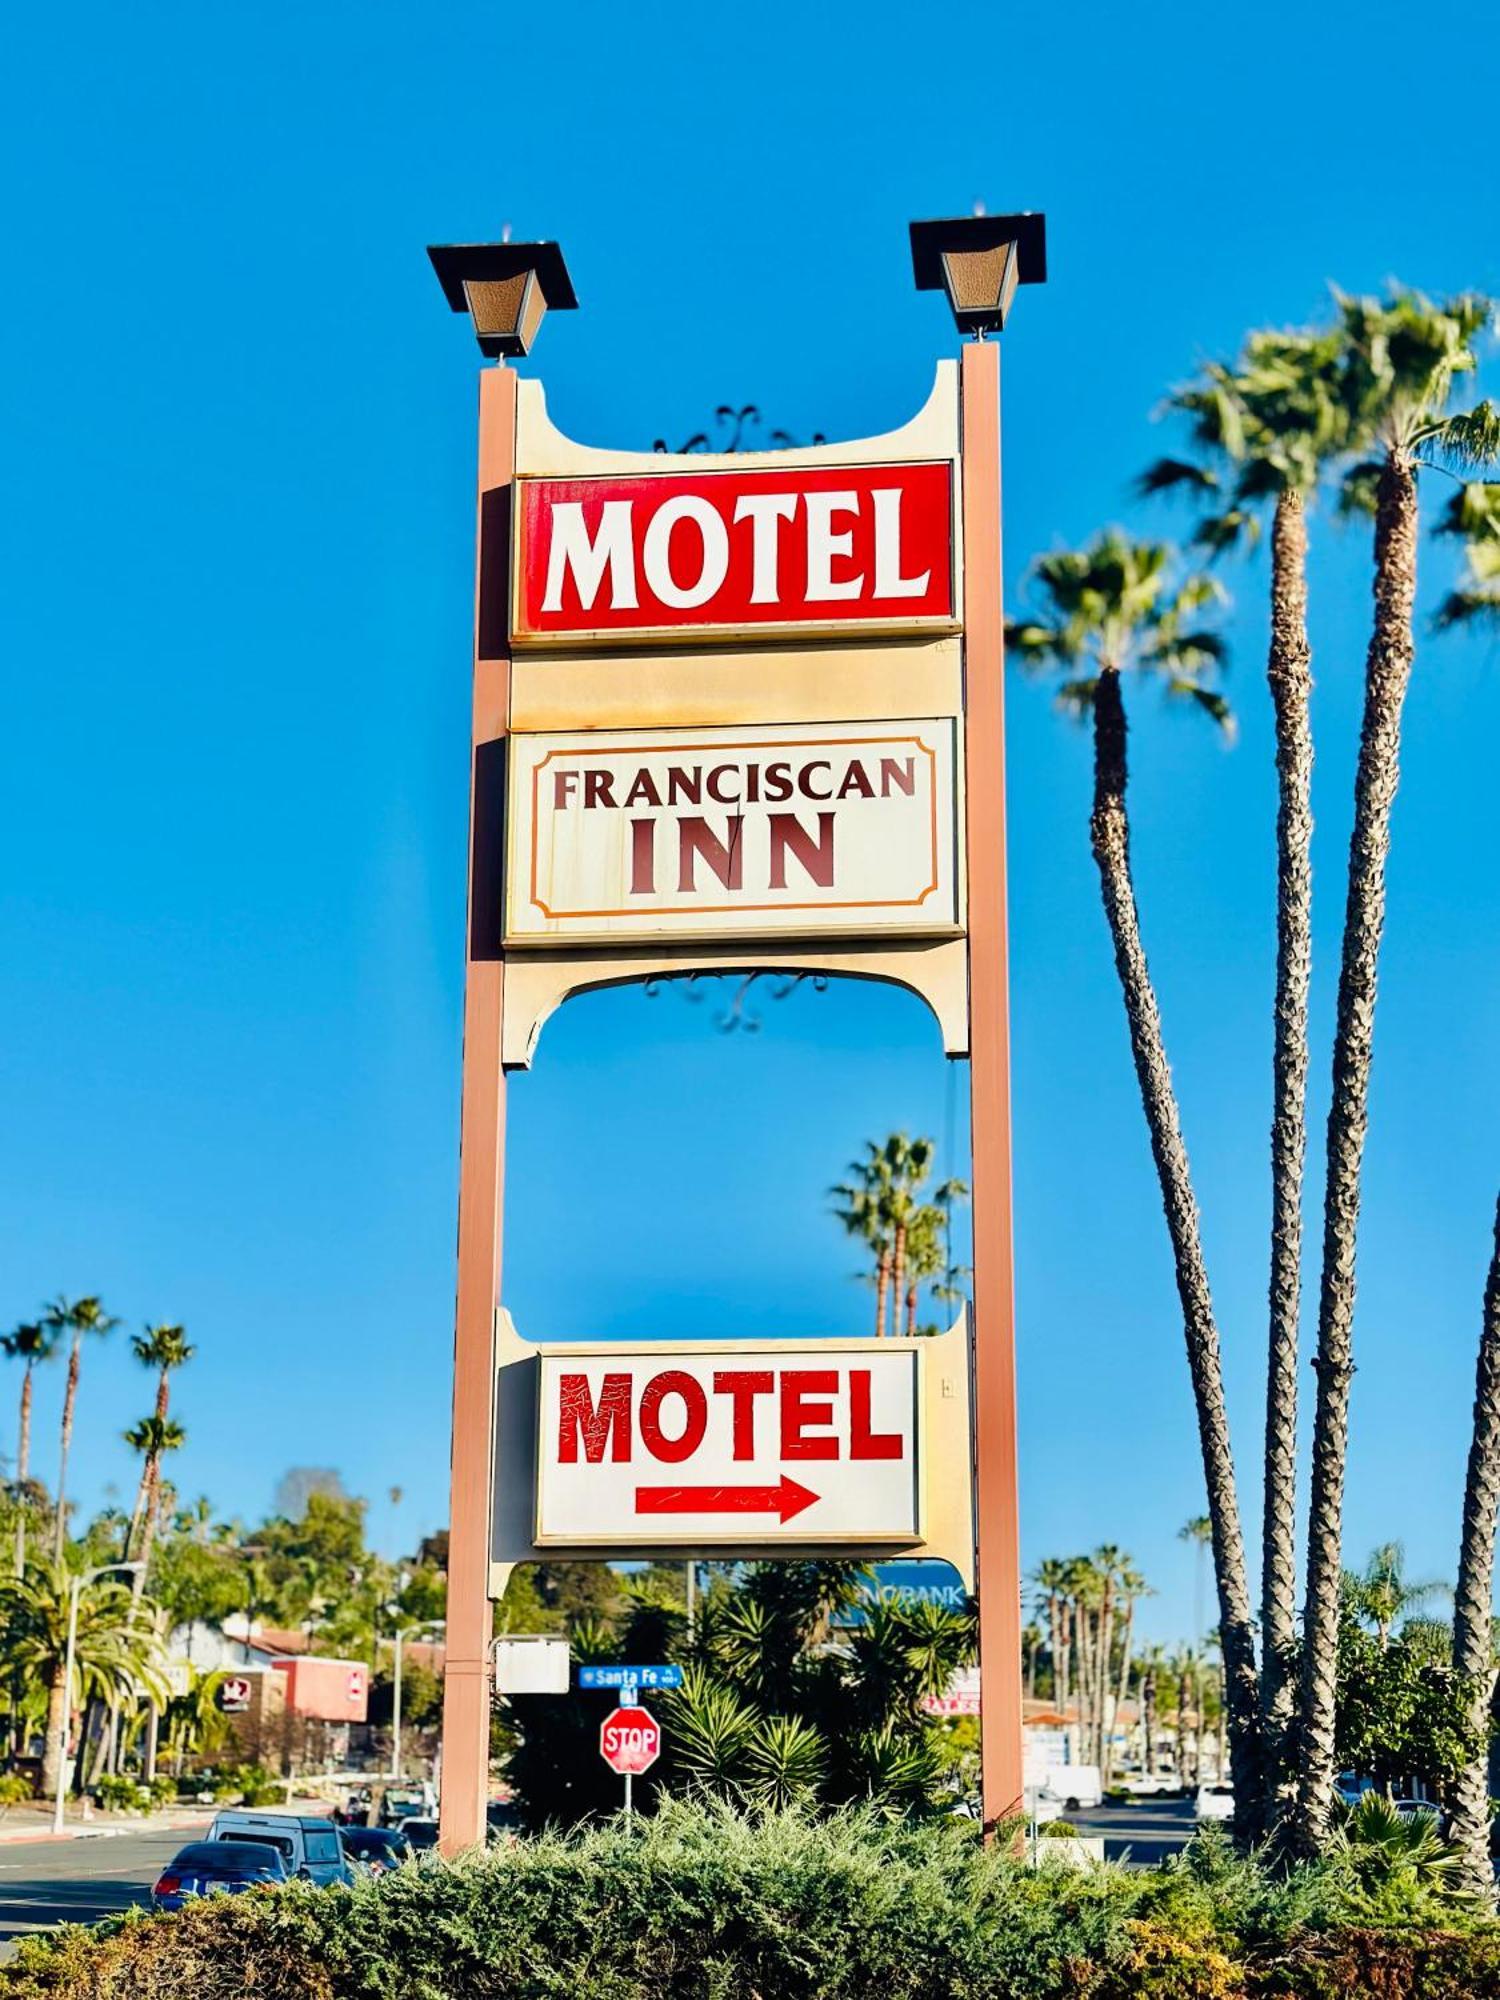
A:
[
  {"left": 494, "top": 1636, "right": 572, "bottom": 1696},
  {"left": 535, "top": 1345, "right": 922, "bottom": 1547},
  {"left": 579, "top": 1665, "right": 684, "bottom": 1692},
  {"left": 512, "top": 461, "right": 955, "bottom": 646},
  {"left": 218, "top": 1675, "right": 252, "bottom": 1714},
  {"left": 835, "top": 1560, "right": 970, "bottom": 1627},
  {"left": 923, "top": 1666, "right": 980, "bottom": 1717},
  {"left": 599, "top": 1704, "right": 661, "bottom": 1776},
  {"left": 506, "top": 719, "right": 960, "bottom": 948}
]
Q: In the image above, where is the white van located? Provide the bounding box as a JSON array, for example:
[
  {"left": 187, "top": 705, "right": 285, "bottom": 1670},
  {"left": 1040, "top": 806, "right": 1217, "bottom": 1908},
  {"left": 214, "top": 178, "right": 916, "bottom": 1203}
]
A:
[
  {"left": 207, "top": 1810, "right": 352, "bottom": 1888},
  {"left": 1036, "top": 1764, "right": 1103, "bottom": 1813}
]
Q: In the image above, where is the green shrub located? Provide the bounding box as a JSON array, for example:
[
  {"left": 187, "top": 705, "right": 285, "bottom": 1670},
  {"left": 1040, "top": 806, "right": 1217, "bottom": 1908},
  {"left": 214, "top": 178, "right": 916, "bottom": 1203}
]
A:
[
  {"left": 93, "top": 1775, "right": 150, "bottom": 1815},
  {"left": 0, "top": 1774, "right": 33, "bottom": 1811},
  {"left": 2, "top": 1804, "right": 1499, "bottom": 2000},
  {"left": 1042, "top": 1820, "right": 1080, "bottom": 1837}
]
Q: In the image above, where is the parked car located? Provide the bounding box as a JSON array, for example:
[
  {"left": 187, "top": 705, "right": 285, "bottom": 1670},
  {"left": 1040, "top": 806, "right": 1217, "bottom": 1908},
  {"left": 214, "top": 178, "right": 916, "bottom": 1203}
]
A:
[
  {"left": 207, "top": 1809, "right": 353, "bottom": 1887},
  {"left": 1194, "top": 1784, "right": 1236, "bottom": 1824},
  {"left": 379, "top": 1782, "right": 437, "bottom": 1827},
  {"left": 1121, "top": 1770, "right": 1177, "bottom": 1797},
  {"left": 153, "top": 1839, "right": 288, "bottom": 1910},
  {"left": 398, "top": 1816, "right": 441, "bottom": 1853},
  {"left": 340, "top": 1826, "right": 411, "bottom": 1876}
]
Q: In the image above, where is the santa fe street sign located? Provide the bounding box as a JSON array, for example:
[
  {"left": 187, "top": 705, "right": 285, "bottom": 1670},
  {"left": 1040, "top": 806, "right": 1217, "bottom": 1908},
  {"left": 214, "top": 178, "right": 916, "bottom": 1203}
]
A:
[{"left": 534, "top": 1345, "right": 921, "bottom": 1546}]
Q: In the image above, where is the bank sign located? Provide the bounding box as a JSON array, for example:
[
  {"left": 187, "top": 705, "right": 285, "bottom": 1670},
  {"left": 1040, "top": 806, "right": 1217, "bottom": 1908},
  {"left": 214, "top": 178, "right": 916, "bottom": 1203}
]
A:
[
  {"left": 534, "top": 1346, "right": 922, "bottom": 1546},
  {"left": 512, "top": 461, "right": 955, "bottom": 645},
  {"left": 505, "top": 718, "right": 960, "bottom": 945}
]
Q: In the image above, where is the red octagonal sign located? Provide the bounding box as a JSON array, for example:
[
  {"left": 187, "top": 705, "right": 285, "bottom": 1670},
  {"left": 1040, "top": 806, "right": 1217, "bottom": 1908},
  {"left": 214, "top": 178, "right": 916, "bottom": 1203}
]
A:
[{"left": 600, "top": 1704, "right": 661, "bottom": 1776}]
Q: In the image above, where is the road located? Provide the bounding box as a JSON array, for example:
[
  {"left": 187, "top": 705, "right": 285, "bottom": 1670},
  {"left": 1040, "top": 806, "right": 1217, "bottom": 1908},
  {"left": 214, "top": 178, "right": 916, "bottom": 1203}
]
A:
[
  {"left": 0, "top": 1828, "right": 185, "bottom": 1959},
  {"left": 1068, "top": 1796, "right": 1198, "bottom": 1863}
]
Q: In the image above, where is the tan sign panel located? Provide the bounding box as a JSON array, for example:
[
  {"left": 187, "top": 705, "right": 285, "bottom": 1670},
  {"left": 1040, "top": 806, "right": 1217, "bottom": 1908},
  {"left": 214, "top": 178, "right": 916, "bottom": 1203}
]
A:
[{"left": 504, "top": 718, "right": 962, "bottom": 947}]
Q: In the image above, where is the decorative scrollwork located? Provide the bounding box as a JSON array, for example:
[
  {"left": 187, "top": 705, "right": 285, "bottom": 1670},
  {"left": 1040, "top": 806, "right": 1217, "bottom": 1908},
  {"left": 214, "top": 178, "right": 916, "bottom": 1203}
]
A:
[
  {"left": 652, "top": 406, "right": 828, "bottom": 456},
  {"left": 643, "top": 969, "right": 829, "bottom": 1032}
]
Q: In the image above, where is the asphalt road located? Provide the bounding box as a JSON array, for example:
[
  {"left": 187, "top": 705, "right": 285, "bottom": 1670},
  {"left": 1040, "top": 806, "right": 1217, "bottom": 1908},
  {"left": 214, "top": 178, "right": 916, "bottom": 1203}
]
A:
[
  {"left": 0, "top": 1828, "right": 186, "bottom": 1959},
  {"left": 1068, "top": 1795, "right": 1199, "bottom": 1864}
]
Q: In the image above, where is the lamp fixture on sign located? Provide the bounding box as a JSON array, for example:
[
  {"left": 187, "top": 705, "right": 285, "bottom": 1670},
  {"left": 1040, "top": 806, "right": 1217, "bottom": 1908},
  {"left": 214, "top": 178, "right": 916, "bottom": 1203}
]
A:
[
  {"left": 427, "top": 239, "right": 579, "bottom": 357},
  {"left": 908, "top": 213, "right": 1047, "bottom": 336}
]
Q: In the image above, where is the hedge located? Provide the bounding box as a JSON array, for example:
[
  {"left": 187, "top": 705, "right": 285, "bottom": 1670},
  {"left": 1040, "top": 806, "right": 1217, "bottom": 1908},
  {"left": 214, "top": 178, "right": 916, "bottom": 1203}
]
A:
[{"left": 5, "top": 1804, "right": 1500, "bottom": 2000}]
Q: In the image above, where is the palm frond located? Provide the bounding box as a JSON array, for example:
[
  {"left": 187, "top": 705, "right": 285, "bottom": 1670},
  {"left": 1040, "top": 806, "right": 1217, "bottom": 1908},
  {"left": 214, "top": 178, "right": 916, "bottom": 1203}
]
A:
[
  {"left": 1136, "top": 457, "right": 1220, "bottom": 499},
  {"left": 1423, "top": 401, "right": 1500, "bottom": 472},
  {"left": 1164, "top": 679, "right": 1237, "bottom": 738},
  {"left": 1054, "top": 676, "right": 1100, "bottom": 720},
  {"left": 1338, "top": 460, "right": 1384, "bottom": 519}
]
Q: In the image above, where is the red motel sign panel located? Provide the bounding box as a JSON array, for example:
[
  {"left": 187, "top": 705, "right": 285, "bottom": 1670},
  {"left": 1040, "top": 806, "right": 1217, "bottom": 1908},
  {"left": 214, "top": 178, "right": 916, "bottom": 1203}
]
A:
[
  {"left": 506, "top": 718, "right": 959, "bottom": 947},
  {"left": 600, "top": 1705, "right": 661, "bottom": 1776},
  {"left": 513, "top": 461, "right": 955, "bottom": 645},
  {"left": 535, "top": 1348, "right": 921, "bottom": 1546}
]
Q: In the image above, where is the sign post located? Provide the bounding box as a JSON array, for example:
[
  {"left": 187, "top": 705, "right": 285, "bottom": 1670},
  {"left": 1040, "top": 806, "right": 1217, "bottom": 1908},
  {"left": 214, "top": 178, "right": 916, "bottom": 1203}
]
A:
[{"left": 430, "top": 214, "right": 1045, "bottom": 1852}]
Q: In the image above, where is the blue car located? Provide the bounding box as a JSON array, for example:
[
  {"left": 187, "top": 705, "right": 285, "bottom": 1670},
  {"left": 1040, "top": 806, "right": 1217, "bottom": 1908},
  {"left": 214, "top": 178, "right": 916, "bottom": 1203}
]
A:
[{"left": 153, "top": 1839, "right": 288, "bottom": 1909}]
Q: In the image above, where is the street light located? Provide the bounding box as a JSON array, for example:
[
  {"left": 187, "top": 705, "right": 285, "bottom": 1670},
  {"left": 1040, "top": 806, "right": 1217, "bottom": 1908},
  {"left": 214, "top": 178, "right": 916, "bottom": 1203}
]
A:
[
  {"left": 427, "top": 239, "right": 578, "bottom": 358},
  {"left": 390, "top": 1620, "right": 444, "bottom": 1783},
  {"left": 53, "top": 1561, "right": 145, "bottom": 1836},
  {"left": 908, "top": 213, "right": 1047, "bottom": 337}
]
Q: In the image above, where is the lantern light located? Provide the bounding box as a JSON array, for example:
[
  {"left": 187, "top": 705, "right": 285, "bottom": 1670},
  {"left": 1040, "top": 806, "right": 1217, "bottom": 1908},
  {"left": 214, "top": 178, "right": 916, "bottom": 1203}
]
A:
[
  {"left": 908, "top": 213, "right": 1047, "bottom": 336},
  {"left": 427, "top": 239, "right": 578, "bottom": 358}
]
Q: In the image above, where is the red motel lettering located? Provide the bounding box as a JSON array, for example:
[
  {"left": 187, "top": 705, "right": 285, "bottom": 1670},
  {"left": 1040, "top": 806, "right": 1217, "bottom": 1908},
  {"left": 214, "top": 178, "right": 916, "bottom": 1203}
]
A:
[
  {"left": 557, "top": 1365, "right": 904, "bottom": 1465},
  {"left": 516, "top": 462, "right": 953, "bottom": 638}
]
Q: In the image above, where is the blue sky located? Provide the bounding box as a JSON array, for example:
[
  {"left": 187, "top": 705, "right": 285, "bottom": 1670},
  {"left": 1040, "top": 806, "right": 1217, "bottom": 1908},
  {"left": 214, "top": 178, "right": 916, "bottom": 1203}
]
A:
[{"left": 2, "top": 0, "right": 1497, "bottom": 1646}]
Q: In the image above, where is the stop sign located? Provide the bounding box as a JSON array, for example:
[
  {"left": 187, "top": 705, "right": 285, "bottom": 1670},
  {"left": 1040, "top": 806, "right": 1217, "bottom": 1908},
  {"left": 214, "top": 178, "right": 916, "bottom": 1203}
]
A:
[{"left": 599, "top": 1704, "right": 661, "bottom": 1776}]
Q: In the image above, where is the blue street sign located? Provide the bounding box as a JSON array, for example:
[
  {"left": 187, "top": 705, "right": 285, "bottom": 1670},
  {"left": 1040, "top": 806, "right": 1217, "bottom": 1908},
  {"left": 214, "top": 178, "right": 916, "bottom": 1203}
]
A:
[{"left": 578, "top": 1664, "right": 684, "bottom": 1691}]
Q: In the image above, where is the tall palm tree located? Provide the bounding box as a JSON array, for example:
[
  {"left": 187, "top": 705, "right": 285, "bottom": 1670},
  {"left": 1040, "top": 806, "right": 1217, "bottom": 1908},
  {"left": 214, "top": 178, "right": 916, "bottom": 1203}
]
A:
[
  {"left": 1032, "top": 1557, "right": 1072, "bottom": 1721},
  {"left": 1009, "top": 534, "right": 1262, "bottom": 1812},
  {"left": 0, "top": 1560, "right": 165, "bottom": 1794},
  {"left": 121, "top": 1417, "right": 186, "bottom": 1575},
  {"left": 43, "top": 1296, "right": 120, "bottom": 1561},
  {"left": 1113, "top": 1558, "right": 1149, "bottom": 1756},
  {"left": 878, "top": 1135, "right": 935, "bottom": 1320},
  {"left": 2, "top": 1321, "right": 56, "bottom": 1575},
  {"left": 900, "top": 1183, "right": 969, "bottom": 1334},
  {"left": 1450, "top": 1195, "right": 1500, "bottom": 1897},
  {"left": 1143, "top": 329, "right": 1347, "bottom": 1810},
  {"left": 1294, "top": 289, "right": 1500, "bottom": 1853},
  {"left": 830, "top": 1153, "right": 893, "bottom": 1338},
  {"left": 125, "top": 1325, "right": 194, "bottom": 1564}
]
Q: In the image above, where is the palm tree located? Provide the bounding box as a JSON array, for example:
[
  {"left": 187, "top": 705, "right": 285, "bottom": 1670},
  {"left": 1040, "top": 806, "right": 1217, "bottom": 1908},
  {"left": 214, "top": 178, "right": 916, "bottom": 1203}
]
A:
[
  {"left": 878, "top": 1135, "right": 935, "bottom": 1321},
  {"left": 1434, "top": 479, "right": 1500, "bottom": 631},
  {"left": 1137, "top": 1643, "right": 1167, "bottom": 1779},
  {"left": 121, "top": 1417, "right": 186, "bottom": 1575},
  {"left": 830, "top": 1153, "right": 894, "bottom": 1338},
  {"left": 1032, "top": 1557, "right": 1072, "bottom": 1721},
  {"left": 1450, "top": 1196, "right": 1500, "bottom": 1897},
  {"left": 901, "top": 1184, "right": 969, "bottom": 1334},
  {"left": 1293, "top": 290, "right": 1499, "bottom": 1852},
  {"left": 43, "top": 1297, "right": 120, "bottom": 1561},
  {"left": 1113, "top": 1558, "right": 1149, "bottom": 1765},
  {"left": 1143, "top": 331, "right": 1348, "bottom": 1812},
  {"left": 1010, "top": 534, "right": 1262, "bottom": 1812},
  {"left": 125, "top": 1325, "right": 194, "bottom": 1563},
  {"left": 0, "top": 1560, "right": 166, "bottom": 1794},
  {"left": 1023, "top": 1620, "right": 1043, "bottom": 1702},
  {"left": 2, "top": 1321, "right": 56, "bottom": 1575}
]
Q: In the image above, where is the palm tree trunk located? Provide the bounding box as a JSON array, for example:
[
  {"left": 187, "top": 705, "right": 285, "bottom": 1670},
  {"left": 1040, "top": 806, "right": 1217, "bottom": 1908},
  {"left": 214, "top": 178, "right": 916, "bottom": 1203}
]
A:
[
  {"left": 41, "top": 1665, "right": 68, "bottom": 1797},
  {"left": 1293, "top": 453, "right": 1419, "bottom": 1853},
  {"left": 1115, "top": 1600, "right": 1137, "bottom": 1771},
  {"left": 1450, "top": 1194, "right": 1500, "bottom": 1899},
  {"left": 1261, "top": 485, "right": 1315, "bottom": 1824},
  {"left": 1090, "top": 666, "right": 1263, "bottom": 1816},
  {"left": 53, "top": 1335, "right": 82, "bottom": 1561},
  {"left": 1098, "top": 1590, "right": 1116, "bottom": 1774},
  {"left": 891, "top": 1224, "right": 908, "bottom": 1334},
  {"left": 874, "top": 1248, "right": 891, "bottom": 1339},
  {"left": 15, "top": 1363, "right": 34, "bottom": 1576},
  {"left": 1143, "top": 1667, "right": 1156, "bottom": 1776},
  {"left": 905, "top": 1286, "right": 918, "bottom": 1337}
]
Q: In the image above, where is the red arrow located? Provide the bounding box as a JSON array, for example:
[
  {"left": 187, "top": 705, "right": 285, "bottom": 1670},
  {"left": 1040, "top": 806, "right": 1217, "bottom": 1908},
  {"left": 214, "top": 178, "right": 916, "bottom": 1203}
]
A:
[{"left": 635, "top": 1476, "right": 819, "bottom": 1524}]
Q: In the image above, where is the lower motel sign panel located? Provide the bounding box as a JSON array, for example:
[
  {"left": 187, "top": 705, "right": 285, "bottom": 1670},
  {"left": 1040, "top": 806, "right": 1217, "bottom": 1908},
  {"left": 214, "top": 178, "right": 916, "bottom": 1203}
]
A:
[
  {"left": 505, "top": 718, "right": 961, "bottom": 946},
  {"left": 534, "top": 1347, "right": 923, "bottom": 1546}
]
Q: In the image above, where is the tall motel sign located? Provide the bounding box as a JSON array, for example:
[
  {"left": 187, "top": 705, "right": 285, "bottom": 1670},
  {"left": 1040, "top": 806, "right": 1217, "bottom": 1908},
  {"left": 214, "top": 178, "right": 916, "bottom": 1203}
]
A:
[{"left": 427, "top": 213, "right": 1047, "bottom": 1851}]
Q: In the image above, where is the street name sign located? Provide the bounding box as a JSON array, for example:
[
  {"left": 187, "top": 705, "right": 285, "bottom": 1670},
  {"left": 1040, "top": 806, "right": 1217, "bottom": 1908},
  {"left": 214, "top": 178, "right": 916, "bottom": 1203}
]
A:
[
  {"left": 505, "top": 718, "right": 960, "bottom": 947},
  {"left": 599, "top": 1704, "right": 661, "bottom": 1776},
  {"left": 578, "top": 1665, "right": 684, "bottom": 1692},
  {"left": 536, "top": 1345, "right": 921, "bottom": 1546},
  {"left": 513, "top": 460, "right": 955, "bottom": 646}
]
